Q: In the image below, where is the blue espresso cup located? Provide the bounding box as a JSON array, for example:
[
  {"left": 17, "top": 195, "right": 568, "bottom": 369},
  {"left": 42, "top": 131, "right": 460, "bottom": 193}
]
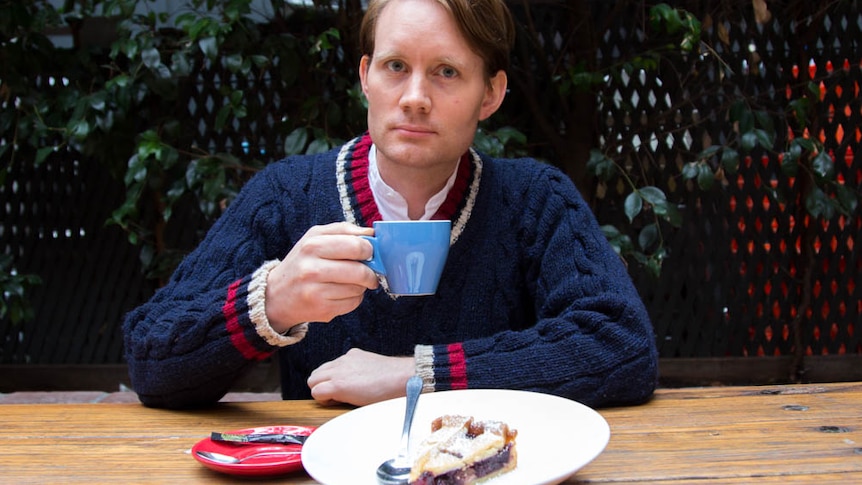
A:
[{"left": 361, "top": 220, "right": 451, "bottom": 296}]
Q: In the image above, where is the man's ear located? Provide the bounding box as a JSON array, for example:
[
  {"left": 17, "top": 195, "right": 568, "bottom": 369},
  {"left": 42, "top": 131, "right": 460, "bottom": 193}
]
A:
[
  {"left": 359, "top": 55, "right": 371, "bottom": 95},
  {"left": 479, "top": 70, "right": 508, "bottom": 121}
]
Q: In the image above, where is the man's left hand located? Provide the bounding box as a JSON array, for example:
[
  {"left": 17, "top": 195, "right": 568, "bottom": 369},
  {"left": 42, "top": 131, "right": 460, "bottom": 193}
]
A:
[{"left": 307, "top": 348, "right": 417, "bottom": 406}]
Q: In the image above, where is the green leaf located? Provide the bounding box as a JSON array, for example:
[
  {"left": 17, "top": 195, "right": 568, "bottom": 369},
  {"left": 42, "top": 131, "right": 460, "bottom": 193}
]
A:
[
  {"left": 160, "top": 146, "right": 180, "bottom": 169},
  {"left": 788, "top": 98, "right": 810, "bottom": 128},
  {"left": 600, "top": 224, "right": 634, "bottom": 255},
  {"left": 137, "top": 132, "right": 162, "bottom": 160},
  {"left": 834, "top": 184, "right": 858, "bottom": 214},
  {"left": 753, "top": 110, "right": 774, "bottom": 131},
  {"left": 175, "top": 12, "right": 197, "bottom": 28},
  {"left": 680, "top": 31, "right": 698, "bottom": 51},
  {"left": 754, "top": 128, "right": 774, "bottom": 149},
  {"left": 600, "top": 224, "right": 622, "bottom": 240},
  {"left": 805, "top": 187, "right": 834, "bottom": 219},
  {"left": 171, "top": 52, "right": 192, "bottom": 77},
  {"left": 116, "top": 37, "right": 138, "bottom": 60},
  {"left": 307, "top": 138, "right": 330, "bottom": 154},
  {"left": 681, "top": 162, "right": 700, "bottom": 180},
  {"left": 188, "top": 17, "right": 213, "bottom": 40},
  {"left": 199, "top": 37, "right": 218, "bottom": 59},
  {"left": 741, "top": 131, "right": 758, "bottom": 152},
  {"left": 141, "top": 47, "right": 161, "bottom": 69},
  {"left": 645, "top": 249, "right": 668, "bottom": 278},
  {"left": 250, "top": 55, "right": 269, "bottom": 67},
  {"left": 202, "top": 170, "right": 226, "bottom": 201},
  {"left": 69, "top": 120, "right": 90, "bottom": 139},
  {"left": 812, "top": 152, "right": 834, "bottom": 180},
  {"left": 488, "top": 126, "right": 526, "bottom": 148},
  {"left": 224, "top": 53, "right": 243, "bottom": 73},
  {"left": 89, "top": 93, "right": 107, "bottom": 111},
  {"left": 283, "top": 128, "right": 308, "bottom": 155},
  {"left": 650, "top": 4, "right": 683, "bottom": 34},
  {"left": 638, "top": 186, "right": 667, "bottom": 206},
  {"left": 586, "top": 149, "right": 616, "bottom": 181},
  {"left": 624, "top": 192, "right": 643, "bottom": 222},
  {"left": 107, "top": 74, "right": 131, "bottom": 89},
  {"left": 663, "top": 203, "right": 684, "bottom": 227},
  {"left": 697, "top": 145, "right": 721, "bottom": 160},
  {"left": 166, "top": 180, "right": 186, "bottom": 204},
  {"left": 696, "top": 164, "right": 714, "bottom": 191},
  {"left": 185, "top": 159, "right": 201, "bottom": 188},
  {"left": 215, "top": 104, "right": 231, "bottom": 130},
  {"left": 785, "top": 141, "right": 803, "bottom": 163},
  {"left": 794, "top": 138, "right": 816, "bottom": 152},
  {"left": 35, "top": 147, "right": 54, "bottom": 165},
  {"left": 638, "top": 223, "right": 660, "bottom": 252},
  {"left": 780, "top": 154, "right": 799, "bottom": 177},
  {"left": 737, "top": 110, "right": 755, "bottom": 134},
  {"left": 125, "top": 155, "right": 147, "bottom": 185},
  {"left": 721, "top": 147, "right": 740, "bottom": 173},
  {"left": 472, "top": 130, "right": 502, "bottom": 156}
]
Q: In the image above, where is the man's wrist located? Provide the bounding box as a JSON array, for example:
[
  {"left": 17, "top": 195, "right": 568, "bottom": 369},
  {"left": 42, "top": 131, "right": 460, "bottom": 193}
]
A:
[
  {"left": 250, "top": 259, "right": 309, "bottom": 346},
  {"left": 414, "top": 345, "right": 436, "bottom": 392}
]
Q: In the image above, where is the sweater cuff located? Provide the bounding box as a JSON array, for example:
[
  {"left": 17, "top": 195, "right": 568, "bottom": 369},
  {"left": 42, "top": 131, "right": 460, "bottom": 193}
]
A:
[
  {"left": 414, "top": 345, "right": 436, "bottom": 392},
  {"left": 248, "top": 259, "right": 309, "bottom": 347}
]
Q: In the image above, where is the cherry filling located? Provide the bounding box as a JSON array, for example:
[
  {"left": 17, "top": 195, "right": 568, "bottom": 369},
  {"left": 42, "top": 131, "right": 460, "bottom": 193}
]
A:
[{"left": 411, "top": 444, "right": 513, "bottom": 485}]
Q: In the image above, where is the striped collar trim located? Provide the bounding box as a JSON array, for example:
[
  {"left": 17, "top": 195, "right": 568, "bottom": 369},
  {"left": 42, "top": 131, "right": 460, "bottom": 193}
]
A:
[{"left": 336, "top": 134, "right": 480, "bottom": 245}]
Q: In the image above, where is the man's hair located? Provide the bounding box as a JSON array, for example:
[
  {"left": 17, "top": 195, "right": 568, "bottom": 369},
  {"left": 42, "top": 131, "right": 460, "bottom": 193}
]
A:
[{"left": 359, "top": 0, "right": 516, "bottom": 78}]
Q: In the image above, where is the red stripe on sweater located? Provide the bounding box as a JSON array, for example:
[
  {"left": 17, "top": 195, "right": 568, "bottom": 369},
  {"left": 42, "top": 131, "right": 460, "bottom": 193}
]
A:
[
  {"left": 224, "top": 280, "right": 258, "bottom": 360},
  {"left": 447, "top": 343, "right": 468, "bottom": 389},
  {"left": 347, "top": 134, "right": 471, "bottom": 225},
  {"left": 350, "top": 136, "right": 381, "bottom": 224},
  {"left": 433, "top": 152, "right": 471, "bottom": 220}
]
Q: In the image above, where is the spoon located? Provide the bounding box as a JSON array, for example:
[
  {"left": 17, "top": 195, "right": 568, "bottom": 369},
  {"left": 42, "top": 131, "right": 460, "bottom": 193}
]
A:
[
  {"left": 376, "top": 375, "right": 424, "bottom": 485},
  {"left": 196, "top": 449, "right": 300, "bottom": 464}
]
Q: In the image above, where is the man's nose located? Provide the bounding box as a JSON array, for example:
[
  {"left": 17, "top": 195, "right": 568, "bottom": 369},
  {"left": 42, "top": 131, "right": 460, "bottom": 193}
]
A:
[{"left": 399, "top": 74, "right": 431, "bottom": 113}]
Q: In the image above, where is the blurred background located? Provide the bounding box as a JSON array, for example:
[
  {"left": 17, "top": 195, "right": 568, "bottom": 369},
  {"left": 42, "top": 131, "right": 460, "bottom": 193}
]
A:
[{"left": 2, "top": 0, "right": 860, "bottom": 393}]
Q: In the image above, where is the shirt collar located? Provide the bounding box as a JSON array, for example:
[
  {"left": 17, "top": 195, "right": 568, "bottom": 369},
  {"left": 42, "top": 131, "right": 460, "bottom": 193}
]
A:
[{"left": 368, "top": 144, "right": 460, "bottom": 221}]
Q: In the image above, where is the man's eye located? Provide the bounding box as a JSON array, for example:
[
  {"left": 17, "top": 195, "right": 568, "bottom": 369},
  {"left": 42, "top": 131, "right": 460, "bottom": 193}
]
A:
[
  {"left": 440, "top": 67, "right": 458, "bottom": 78},
  {"left": 386, "top": 60, "right": 406, "bottom": 72}
]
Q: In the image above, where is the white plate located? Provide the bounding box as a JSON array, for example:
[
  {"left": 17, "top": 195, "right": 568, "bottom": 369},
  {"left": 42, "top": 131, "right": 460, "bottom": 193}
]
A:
[{"left": 301, "top": 389, "right": 610, "bottom": 485}]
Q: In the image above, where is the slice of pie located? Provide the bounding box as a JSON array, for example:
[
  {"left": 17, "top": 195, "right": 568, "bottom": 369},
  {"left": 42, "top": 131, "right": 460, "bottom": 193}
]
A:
[{"left": 408, "top": 415, "right": 518, "bottom": 485}]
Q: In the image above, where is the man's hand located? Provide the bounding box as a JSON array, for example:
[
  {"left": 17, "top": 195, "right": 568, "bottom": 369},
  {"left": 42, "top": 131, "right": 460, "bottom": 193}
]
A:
[
  {"left": 265, "top": 222, "right": 379, "bottom": 333},
  {"left": 307, "top": 348, "right": 417, "bottom": 406}
]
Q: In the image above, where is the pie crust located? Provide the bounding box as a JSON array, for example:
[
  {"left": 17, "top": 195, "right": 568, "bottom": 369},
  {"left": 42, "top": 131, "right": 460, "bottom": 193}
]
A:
[{"left": 408, "top": 415, "right": 518, "bottom": 484}]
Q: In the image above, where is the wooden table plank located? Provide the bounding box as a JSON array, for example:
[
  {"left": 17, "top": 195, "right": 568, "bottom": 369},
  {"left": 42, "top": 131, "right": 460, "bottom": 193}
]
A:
[
  {"left": 566, "top": 473, "right": 862, "bottom": 485},
  {"left": 0, "top": 401, "right": 343, "bottom": 484},
  {"left": 1, "top": 383, "right": 860, "bottom": 484},
  {"left": 575, "top": 382, "right": 862, "bottom": 483}
]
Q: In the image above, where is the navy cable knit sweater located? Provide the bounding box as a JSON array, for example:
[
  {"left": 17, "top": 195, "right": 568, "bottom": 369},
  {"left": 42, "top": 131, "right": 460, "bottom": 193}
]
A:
[{"left": 123, "top": 134, "right": 658, "bottom": 409}]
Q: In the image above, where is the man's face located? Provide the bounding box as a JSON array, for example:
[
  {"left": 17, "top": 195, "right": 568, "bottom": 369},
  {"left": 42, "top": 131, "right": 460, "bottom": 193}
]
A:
[{"left": 359, "top": 0, "right": 506, "bottom": 175}]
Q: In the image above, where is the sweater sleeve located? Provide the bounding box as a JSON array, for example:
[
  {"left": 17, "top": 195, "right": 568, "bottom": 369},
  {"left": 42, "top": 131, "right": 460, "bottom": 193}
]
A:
[
  {"left": 122, "top": 164, "right": 307, "bottom": 409},
  {"left": 418, "top": 164, "right": 658, "bottom": 407}
]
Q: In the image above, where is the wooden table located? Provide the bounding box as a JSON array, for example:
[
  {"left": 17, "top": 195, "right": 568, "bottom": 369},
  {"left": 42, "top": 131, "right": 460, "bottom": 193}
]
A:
[{"left": 1, "top": 382, "right": 860, "bottom": 484}]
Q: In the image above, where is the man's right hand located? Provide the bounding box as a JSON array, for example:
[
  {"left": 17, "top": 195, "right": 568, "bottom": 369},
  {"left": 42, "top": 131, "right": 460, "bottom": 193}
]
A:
[{"left": 264, "top": 222, "right": 378, "bottom": 333}]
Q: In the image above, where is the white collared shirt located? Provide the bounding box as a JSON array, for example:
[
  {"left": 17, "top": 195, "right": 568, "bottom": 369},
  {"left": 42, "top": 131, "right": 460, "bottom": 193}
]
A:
[{"left": 368, "top": 144, "right": 460, "bottom": 221}]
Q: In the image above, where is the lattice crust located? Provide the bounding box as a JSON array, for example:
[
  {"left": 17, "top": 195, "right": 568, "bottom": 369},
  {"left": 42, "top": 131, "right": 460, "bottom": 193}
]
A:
[{"left": 408, "top": 415, "right": 518, "bottom": 485}]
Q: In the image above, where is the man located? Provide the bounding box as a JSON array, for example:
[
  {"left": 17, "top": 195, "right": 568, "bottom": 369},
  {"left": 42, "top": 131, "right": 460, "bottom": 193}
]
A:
[{"left": 123, "top": 0, "right": 658, "bottom": 409}]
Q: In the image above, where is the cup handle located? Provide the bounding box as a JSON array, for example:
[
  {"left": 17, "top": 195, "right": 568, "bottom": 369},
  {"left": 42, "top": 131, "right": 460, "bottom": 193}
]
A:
[{"left": 359, "top": 235, "right": 386, "bottom": 275}]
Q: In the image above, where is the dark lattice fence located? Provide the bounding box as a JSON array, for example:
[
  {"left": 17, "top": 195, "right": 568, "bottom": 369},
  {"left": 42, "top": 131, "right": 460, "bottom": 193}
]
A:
[
  {"left": 1, "top": 1, "right": 860, "bottom": 366},
  {"left": 586, "top": 1, "right": 861, "bottom": 359},
  {"left": 0, "top": 152, "right": 155, "bottom": 364}
]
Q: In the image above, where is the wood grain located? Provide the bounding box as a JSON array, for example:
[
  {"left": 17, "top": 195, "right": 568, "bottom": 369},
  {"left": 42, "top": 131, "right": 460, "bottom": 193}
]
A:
[{"left": 1, "top": 383, "right": 860, "bottom": 484}]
